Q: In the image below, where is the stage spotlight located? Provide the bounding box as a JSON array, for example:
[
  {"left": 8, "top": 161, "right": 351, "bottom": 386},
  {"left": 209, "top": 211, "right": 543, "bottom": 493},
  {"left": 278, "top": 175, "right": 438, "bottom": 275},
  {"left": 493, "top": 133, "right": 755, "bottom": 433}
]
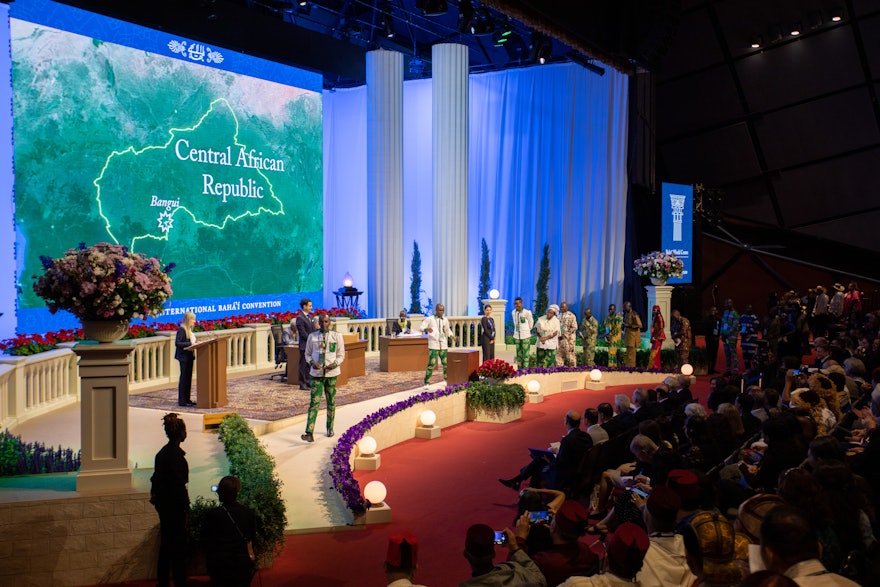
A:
[
  {"left": 830, "top": 6, "right": 843, "bottom": 22},
  {"left": 750, "top": 35, "right": 763, "bottom": 49},
  {"left": 382, "top": 11, "right": 395, "bottom": 39},
  {"left": 492, "top": 19, "right": 512, "bottom": 46},
  {"left": 364, "top": 480, "right": 387, "bottom": 504},
  {"left": 529, "top": 31, "right": 552, "bottom": 64},
  {"left": 470, "top": 10, "right": 494, "bottom": 36},
  {"left": 298, "top": 0, "right": 308, "bottom": 6},
  {"left": 457, "top": 0, "right": 475, "bottom": 34},
  {"left": 417, "top": 0, "right": 448, "bottom": 16},
  {"left": 790, "top": 22, "right": 802, "bottom": 36}
]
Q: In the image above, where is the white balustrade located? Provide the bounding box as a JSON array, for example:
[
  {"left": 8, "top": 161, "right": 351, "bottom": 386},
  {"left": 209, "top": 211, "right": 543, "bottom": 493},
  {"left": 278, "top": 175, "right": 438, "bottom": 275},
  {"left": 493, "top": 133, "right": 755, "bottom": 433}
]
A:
[{"left": 0, "top": 349, "right": 79, "bottom": 428}]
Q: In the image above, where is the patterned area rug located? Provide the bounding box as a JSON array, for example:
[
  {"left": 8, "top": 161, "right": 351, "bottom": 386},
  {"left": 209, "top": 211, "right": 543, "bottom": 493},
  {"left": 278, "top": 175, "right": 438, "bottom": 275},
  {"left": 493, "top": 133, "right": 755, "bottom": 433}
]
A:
[{"left": 128, "top": 358, "right": 430, "bottom": 421}]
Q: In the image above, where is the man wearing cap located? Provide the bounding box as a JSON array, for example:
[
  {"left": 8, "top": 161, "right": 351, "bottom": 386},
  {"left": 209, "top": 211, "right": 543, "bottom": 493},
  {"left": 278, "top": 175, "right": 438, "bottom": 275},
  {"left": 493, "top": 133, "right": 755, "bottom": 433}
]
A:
[
  {"left": 680, "top": 511, "right": 742, "bottom": 586},
  {"left": 460, "top": 523, "right": 546, "bottom": 587},
  {"left": 513, "top": 500, "right": 599, "bottom": 586},
  {"left": 385, "top": 531, "right": 427, "bottom": 587},
  {"left": 622, "top": 301, "right": 643, "bottom": 368},
  {"left": 511, "top": 297, "right": 535, "bottom": 369},
  {"left": 829, "top": 283, "right": 846, "bottom": 327},
  {"left": 556, "top": 302, "right": 578, "bottom": 367},
  {"left": 579, "top": 308, "right": 599, "bottom": 366},
  {"left": 760, "top": 505, "right": 860, "bottom": 587},
  {"left": 637, "top": 486, "right": 696, "bottom": 587},
  {"left": 535, "top": 305, "right": 561, "bottom": 368},
  {"left": 559, "top": 523, "right": 650, "bottom": 586}
]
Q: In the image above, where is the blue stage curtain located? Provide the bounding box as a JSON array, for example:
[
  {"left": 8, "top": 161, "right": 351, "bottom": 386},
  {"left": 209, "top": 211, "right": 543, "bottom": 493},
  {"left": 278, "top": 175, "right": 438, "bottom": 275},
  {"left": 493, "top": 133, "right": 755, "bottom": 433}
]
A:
[{"left": 324, "top": 62, "right": 629, "bottom": 319}]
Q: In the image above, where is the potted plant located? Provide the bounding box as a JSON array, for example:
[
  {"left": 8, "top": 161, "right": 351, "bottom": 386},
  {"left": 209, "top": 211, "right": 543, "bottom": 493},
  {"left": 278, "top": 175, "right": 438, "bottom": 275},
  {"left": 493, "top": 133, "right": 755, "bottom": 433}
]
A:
[
  {"left": 33, "top": 242, "right": 174, "bottom": 342},
  {"left": 465, "top": 381, "right": 526, "bottom": 424},
  {"left": 632, "top": 251, "right": 684, "bottom": 285}
]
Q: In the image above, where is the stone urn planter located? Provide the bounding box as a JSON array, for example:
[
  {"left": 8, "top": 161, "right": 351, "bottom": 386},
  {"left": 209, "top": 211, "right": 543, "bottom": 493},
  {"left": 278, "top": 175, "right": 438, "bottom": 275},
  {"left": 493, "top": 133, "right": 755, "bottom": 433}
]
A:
[{"left": 464, "top": 381, "right": 525, "bottom": 424}]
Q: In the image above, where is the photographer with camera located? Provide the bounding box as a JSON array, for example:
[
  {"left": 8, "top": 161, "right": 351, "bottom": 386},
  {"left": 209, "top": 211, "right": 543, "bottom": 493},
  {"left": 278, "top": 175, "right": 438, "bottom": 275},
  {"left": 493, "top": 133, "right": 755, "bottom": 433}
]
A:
[
  {"left": 513, "top": 500, "right": 600, "bottom": 586},
  {"left": 460, "top": 524, "right": 546, "bottom": 586}
]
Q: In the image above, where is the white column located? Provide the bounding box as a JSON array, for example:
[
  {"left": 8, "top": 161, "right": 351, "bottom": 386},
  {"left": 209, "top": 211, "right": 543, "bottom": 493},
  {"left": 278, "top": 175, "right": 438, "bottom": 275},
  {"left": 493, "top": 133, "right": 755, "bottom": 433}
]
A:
[
  {"left": 645, "top": 285, "right": 675, "bottom": 349},
  {"left": 366, "top": 50, "right": 404, "bottom": 320},
  {"left": 432, "top": 43, "right": 469, "bottom": 315},
  {"left": 481, "top": 298, "right": 508, "bottom": 355}
]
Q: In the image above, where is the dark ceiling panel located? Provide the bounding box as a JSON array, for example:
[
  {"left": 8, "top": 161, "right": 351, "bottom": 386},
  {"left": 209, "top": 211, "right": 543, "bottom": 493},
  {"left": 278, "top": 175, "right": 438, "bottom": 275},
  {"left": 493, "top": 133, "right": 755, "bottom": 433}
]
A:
[
  {"left": 861, "top": 14, "right": 880, "bottom": 78},
  {"left": 796, "top": 209, "right": 880, "bottom": 254},
  {"left": 656, "top": 65, "right": 744, "bottom": 139},
  {"left": 655, "top": 8, "right": 722, "bottom": 81},
  {"left": 735, "top": 25, "right": 863, "bottom": 113},
  {"left": 852, "top": 0, "right": 880, "bottom": 17},
  {"left": 717, "top": 179, "right": 778, "bottom": 224},
  {"left": 772, "top": 147, "right": 880, "bottom": 227},
  {"left": 660, "top": 122, "right": 761, "bottom": 186},
  {"left": 755, "top": 88, "right": 880, "bottom": 170}
]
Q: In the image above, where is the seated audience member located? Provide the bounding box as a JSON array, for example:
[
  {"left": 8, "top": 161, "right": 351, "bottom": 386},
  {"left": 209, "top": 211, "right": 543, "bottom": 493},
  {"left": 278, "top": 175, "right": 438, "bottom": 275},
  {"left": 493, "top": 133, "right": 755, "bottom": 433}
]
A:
[
  {"left": 514, "top": 500, "right": 599, "bottom": 586},
  {"left": 747, "top": 414, "right": 808, "bottom": 493},
  {"left": 716, "top": 403, "right": 746, "bottom": 445},
  {"left": 734, "top": 494, "right": 785, "bottom": 545},
  {"left": 384, "top": 531, "right": 427, "bottom": 587},
  {"left": 666, "top": 469, "right": 705, "bottom": 531},
  {"left": 558, "top": 523, "right": 650, "bottom": 587},
  {"left": 789, "top": 388, "right": 834, "bottom": 437},
  {"left": 739, "top": 571, "right": 800, "bottom": 587},
  {"left": 777, "top": 467, "right": 844, "bottom": 573},
  {"left": 201, "top": 476, "right": 257, "bottom": 587},
  {"left": 637, "top": 486, "right": 696, "bottom": 587},
  {"left": 672, "top": 375, "right": 694, "bottom": 407},
  {"left": 391, "top": 309, "right": 412, "bottom": 335},
  {"left": 594, "top": 434, "right": 658, "bottom": 518},
  {"left": 632, "top": 388, "right": 662, "bottom": 422},
  {"left": 678, "top": 416, "right": 720, "bottom": 472},
  {"left": 748, "top": 387, "right": 770, "bottom": 422},
  {"left": 584, "top": 408, "right": 609, "bottom": 445},
  {"left": 596, "top": 402, "right": 616, "bottom": 435},
  {"left": 811, "top": 460, "right": 878, "bottom": 555},
  {"left": 707, "top": 380, "right": 738, "bottom": 413},
  {"left": 601, "top": 394, "right": 637, "bottom": 437},
  {"left": 759, "top": 505, "right": 861, "bottom": 586},
  {"left": 736, "top": 392, "right": 764, "bottom": 439},
  {"left": 460, "top": 524, "right": 546, "bottom": 587},
  {"left": 680, "top": 511, "right": 742, "bottom": 586},
  {"left": 513, "top": 488, "right": 566, "bottom": 555},
  {"left": 684, "top": 402, "right": 708, "bottom": 419},
  {"left": 811, "top": 372, "right": 845, "bottom": 422},
  {"left": 499, "top": 410, "right": 593, "bottom": 492}
]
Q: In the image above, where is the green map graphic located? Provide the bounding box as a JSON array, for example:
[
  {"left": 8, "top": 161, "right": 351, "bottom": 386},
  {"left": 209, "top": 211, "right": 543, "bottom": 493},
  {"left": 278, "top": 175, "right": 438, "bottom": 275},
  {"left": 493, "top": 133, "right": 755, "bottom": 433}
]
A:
[{"left": 12, "top": 21, "right": 323, "bottom": 308}]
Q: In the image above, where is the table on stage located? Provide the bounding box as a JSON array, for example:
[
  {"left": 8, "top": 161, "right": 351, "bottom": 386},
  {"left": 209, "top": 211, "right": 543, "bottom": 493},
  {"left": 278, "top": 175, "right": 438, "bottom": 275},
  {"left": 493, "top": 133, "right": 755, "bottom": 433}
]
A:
[
  {"left": 284, "top": 340, "right": 366, "bottom": 386},
  {"left": 379, "top": 335, "right": 429, "bottom": 372}
]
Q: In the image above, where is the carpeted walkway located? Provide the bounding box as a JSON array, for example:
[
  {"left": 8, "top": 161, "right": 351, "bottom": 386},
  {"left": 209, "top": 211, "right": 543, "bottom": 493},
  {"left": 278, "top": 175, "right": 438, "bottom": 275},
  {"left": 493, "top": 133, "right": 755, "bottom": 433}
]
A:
[
  {"left": 102, "top": 376, "right": 713, "bottom": 587},
  {"left": 128, "top": 358, "right": 430, "bottom": 421}
]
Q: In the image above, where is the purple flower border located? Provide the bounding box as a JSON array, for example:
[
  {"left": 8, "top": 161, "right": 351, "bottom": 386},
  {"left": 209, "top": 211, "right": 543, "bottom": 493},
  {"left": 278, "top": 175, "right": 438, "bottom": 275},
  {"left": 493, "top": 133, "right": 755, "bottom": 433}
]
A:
[{"left": 329, "top": 364, "right": 670, "bottom": 515}]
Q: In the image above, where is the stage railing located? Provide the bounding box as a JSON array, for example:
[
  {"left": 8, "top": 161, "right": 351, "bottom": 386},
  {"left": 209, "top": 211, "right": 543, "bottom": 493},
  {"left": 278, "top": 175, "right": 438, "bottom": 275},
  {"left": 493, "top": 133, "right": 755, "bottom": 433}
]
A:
[
  {"left": 0, "top": 349, "right": 79, "bottom": 429},
  {"left": 344, "top": 315, "right": 484, "bottom": 356}
]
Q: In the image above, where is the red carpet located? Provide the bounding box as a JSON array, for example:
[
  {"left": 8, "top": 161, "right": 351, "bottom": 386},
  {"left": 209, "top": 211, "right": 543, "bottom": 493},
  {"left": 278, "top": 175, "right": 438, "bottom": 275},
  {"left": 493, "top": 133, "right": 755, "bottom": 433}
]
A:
[{"left": 102, "top": 377, "right": 712, "bottom": 587}]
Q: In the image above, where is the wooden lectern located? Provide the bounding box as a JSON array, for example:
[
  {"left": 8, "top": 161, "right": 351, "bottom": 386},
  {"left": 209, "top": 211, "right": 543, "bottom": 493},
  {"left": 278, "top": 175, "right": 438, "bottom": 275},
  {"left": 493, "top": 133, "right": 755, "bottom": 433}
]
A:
[
  {"left": 447, "top": 349, "right": 480, "bottom": 385},
  {"left": 188, "top": 338, "right": 228, "bottom": 408}
]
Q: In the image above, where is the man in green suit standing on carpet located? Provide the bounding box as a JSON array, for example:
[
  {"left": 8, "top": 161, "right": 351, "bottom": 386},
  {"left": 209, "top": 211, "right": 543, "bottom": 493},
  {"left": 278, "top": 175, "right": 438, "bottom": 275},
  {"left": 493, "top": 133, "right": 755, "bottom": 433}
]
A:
[{"left": 301, "top": 314, "right": 345, "bottom": 443}]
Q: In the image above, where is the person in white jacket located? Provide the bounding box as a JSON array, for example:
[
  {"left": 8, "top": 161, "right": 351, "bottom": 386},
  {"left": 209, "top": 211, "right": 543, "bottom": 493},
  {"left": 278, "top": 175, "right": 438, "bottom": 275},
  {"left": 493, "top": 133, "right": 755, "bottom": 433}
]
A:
[
  {"left": 301, "top": 314, "right": 345, "bottom": 443},
  {"left": 421, "top": 304, "right": 456, "bottom": 386}
]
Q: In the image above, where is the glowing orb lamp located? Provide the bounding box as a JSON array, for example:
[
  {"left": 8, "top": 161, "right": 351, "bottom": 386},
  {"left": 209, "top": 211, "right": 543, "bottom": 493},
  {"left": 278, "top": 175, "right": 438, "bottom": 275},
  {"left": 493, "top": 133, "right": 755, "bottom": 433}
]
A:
[
  {"left": 364, "top": 480, "right": 387, "bottom": 504},
  {"left": 357, "top": 436, "right": 377, "bottom": 456},
  {"left": 589, "top": 369, "right": 602, "bottom": 382},
  {"left": 527, "top": 379, "right": 541, "bottom": 393},
  {"left": 419, "top": 410, "right": 437, "bottom": 427},
  {"left": 681, "top": 364, "right": 694, "bottom": 377}
]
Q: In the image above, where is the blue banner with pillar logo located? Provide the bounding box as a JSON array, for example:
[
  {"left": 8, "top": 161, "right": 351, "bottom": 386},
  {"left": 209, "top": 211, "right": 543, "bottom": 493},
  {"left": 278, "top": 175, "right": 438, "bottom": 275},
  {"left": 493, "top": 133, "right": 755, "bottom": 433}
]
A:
[{"left": 661, "top": 182, "right": 693, "bottom": 284}]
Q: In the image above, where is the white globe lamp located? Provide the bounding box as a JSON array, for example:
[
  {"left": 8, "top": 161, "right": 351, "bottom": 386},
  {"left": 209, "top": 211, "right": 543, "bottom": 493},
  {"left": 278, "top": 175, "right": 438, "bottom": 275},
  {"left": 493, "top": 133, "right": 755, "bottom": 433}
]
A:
[
  {"left": 681, "top": 364, "right": 694, "bottom": 377},
  {"left": 488, "top": 289, "right": 500, "bottom": 300},
  {"left": 364, "top": 480, "right": 387, "bottom": 504},
  {"left": 589, "top": 369, "right": 602, "bottom": 382},
  {"left": 357, "top": 435, "right": 377, "bottom": 456},
  {"left": 419, "top": 409, "right": 437, "bottom": 427},
  {"left": 527, "top": 379, "right": 541, "bottom": 393}
]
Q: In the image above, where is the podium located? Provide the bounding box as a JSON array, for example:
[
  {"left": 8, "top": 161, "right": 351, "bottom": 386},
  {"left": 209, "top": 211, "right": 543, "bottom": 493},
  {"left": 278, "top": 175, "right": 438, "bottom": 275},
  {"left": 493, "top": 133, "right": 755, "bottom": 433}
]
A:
[
  {"left": 338, "top": 339, "right": 367, "bottom": 386},
  {"left": 448, "top": 349, "right": 480, "bottom": 385},
  {"left": 284, "top": 345, "right": 301, "bottom": 386},
  {"left": 188, "top": 338, "right": 227, "bottom": 408},
  {"left": 379, "top": 335, "right": 429, "bottom": 372}
]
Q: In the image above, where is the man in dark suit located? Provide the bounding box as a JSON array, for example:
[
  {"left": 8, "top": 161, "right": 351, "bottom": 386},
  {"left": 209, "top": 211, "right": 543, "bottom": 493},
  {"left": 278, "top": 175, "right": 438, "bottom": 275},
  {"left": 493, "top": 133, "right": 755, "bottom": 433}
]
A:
[
  {"left": 480, "top": 304, "right": 496, "bottom": 361},
  {"left": 296, "top": 298, "right": 316, "bottom": 390},
  {"left": 499, "top": 410, "right": 593, "bottom": 492},
  {"left": 601, "top": 394, "right": 637, "bottom": 437},
  {"left": 704, "top": 306, "right": 721, "bottom": 374}
]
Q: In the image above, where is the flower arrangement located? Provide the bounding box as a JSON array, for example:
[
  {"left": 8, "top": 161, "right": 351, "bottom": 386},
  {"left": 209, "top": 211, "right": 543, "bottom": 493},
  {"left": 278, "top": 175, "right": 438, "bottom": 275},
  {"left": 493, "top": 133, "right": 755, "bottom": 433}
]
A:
[
  {"left": 476, "top": 358, "right": 516, "bottom": 381},
  {"left": 33, "top": 242, "right": 174, "bottom": 321},
  {"left": 633, "top": 251, "right": 684, "bottom": 280}
]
